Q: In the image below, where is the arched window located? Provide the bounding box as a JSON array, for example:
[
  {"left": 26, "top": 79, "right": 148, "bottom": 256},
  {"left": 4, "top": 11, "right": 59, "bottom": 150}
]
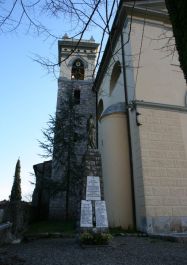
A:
[
  {"left": 71, "top": 59, "right": 85, "bottom": 80},
  {"left": 97, "top": 99, "right": 104, "bottom": 120},
  {"left": 110, "top": 61, "right": 121, "bottom": 94}
]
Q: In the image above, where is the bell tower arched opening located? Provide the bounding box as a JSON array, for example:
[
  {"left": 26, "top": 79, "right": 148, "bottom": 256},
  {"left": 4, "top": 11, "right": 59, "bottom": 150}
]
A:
[{"left": 71, "top": 59, "right": 85, "bottom": 80}]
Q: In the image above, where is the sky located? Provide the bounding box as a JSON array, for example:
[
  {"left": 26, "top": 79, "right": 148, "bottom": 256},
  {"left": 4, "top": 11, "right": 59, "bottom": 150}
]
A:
[
  {"left": 0, "top": 1, "right": 111, "bottom": 201},
  {"left": 0, "top": 31, "right": 59, "bottom": 201}
]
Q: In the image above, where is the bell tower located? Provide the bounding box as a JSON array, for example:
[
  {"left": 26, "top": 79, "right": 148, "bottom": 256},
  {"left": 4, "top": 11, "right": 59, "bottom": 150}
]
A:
[
  {"left": 49, "top": 35, "right": 99, "bottom": 220},
  {"left": 58, "top": 34, "right": 99, "bottom": 80}
]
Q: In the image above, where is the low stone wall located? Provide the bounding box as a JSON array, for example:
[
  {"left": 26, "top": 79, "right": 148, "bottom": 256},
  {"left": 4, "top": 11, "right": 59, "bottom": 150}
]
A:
[
  {"left": 0, "top": 209, "right": 4, "bottom": 223},
  {"left": 0, "top": 223, "right": 12, "bottom": 245},
  {"left": 2, "top": 201, "right": 33, "bottom": 237},
  {"left": 32, "top": 160, "right": 52, "bottom": 220}
]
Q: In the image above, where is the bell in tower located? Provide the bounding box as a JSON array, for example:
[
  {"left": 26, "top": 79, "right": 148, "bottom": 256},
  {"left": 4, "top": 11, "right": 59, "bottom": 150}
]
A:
[
  {"left": 71, "top": 59, "right": 84, "bottom": 80},
  {"left": 58, "top": 34, "right": 99, "bottom": 80}
]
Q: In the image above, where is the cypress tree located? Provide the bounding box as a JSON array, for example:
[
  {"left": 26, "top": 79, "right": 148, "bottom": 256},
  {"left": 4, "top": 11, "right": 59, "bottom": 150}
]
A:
[{"left": 10, "top": 159, "right": 22, "bottom": 201}]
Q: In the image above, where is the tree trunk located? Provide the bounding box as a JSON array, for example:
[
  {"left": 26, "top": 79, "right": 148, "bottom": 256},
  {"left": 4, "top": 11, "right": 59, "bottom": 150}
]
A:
[{"left": 165, "top": 0, "right": 187, "bottom": 83}]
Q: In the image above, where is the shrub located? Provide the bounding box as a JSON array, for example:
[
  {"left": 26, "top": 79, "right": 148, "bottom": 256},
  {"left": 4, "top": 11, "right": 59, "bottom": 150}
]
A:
[{"left": 80, "top": 231, "right": 112, "bottom": 245}]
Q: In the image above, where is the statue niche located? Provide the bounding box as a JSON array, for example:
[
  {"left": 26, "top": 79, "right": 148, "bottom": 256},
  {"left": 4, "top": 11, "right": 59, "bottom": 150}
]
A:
[{"left": 71, "top": 59, "right": 85, "bottom": 80}]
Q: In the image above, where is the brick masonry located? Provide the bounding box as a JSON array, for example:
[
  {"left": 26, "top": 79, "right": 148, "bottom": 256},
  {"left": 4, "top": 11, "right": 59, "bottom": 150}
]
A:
[{"left": 138, "top": 107, "right": 187, "bottom": 233}]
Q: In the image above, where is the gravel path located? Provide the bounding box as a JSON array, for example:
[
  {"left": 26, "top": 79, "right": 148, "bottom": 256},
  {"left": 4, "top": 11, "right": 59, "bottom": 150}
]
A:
[{"left": 0, "top": 236, "right": 187, "bottom": 265}]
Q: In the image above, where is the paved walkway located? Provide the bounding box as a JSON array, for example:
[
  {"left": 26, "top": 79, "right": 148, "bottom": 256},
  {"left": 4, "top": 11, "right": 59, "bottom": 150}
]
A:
[{"left": 0, "top": 236, "right": 187, "bottom": 265}]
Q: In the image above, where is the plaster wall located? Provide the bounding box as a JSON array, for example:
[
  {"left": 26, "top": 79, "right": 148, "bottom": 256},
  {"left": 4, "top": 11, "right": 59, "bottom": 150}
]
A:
[
  {"left": 138, "top": 107, "right": 187, "bottom": 233},
  {"left": 98, "top": 113, "right": 133, "bottom": 228},
  {"left": 97, "top": 12, "right": 187, "bottom": 232},
  {"left": 97, "top": 35, "right": 125, "bottom": 112},
  {"left": 97, "top": 18, "right": 142, "bottom": 229},
  {"left": 128, "top": 109, "right": 145, "bottom": 231},
  {"left": 130, "top": 18, "right": 187, "bottom": 106}
]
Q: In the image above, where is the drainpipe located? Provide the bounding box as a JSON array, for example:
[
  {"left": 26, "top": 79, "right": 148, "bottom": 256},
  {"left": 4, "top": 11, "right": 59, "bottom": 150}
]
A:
[
  {"left": 95, "top": 88, "right": 98, "bottom": 148},
  {"left": 121, "top": 28, "right": 136, "bottom": 229}
]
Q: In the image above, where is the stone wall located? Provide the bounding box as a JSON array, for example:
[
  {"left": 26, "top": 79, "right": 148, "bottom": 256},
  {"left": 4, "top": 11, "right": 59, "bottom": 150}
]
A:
[
  {"left": 82, "top": 149, "right": 103, "bottom": 200},
  {"left": 49, "top": 79, "right": 96, "bottom": 220},
  {"left": 138, "top": 107, "right": 187, "bottom": 233},
  {"left": 58, "top": 79, "right": 96, "bottom": 163},
  {"left": 0, "top": 223, "right": 12, "bottom": 245},
  {"left": 0, "top": 202, "right": 12, "bottom": 244},
  {"left": 79, "top": 148, "right": 103, "bottom": 227},
  {"left": 2, "top": 201, "right": 33, "bottom": 236},
  {"left": 32, "top": 160, "right": 52, "bottom": 220},
  {"left": 59, "top": 38, "right": 99, "bottom": 80}
]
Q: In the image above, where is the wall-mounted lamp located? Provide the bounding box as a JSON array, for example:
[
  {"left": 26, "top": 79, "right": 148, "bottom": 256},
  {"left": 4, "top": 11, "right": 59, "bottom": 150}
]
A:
[{"left": 136, "top": 111, "right": 142, "bottom": 126}]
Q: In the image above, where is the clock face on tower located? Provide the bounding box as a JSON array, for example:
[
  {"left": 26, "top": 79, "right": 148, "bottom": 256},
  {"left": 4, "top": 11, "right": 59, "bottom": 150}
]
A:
[{"left": 76, "top": 61, "right": 81, "bottom": 67}]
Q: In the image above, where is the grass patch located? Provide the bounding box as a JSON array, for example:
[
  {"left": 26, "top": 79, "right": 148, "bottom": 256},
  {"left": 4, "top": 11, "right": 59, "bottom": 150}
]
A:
[
  {"left": 110, "top": 226, "right": 137, "bottom": 235},
  {"left": 25, "top": 220, "right": 76, "bottom": 236}
]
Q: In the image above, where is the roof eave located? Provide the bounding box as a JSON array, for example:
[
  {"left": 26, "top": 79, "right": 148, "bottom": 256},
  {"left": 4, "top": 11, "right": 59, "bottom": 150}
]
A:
[
  {"left": 93, "top": 0, "right": 127, "bottom": 91},
  {"left": 93, "top": 0, "right": 170, "bottom": 92}
]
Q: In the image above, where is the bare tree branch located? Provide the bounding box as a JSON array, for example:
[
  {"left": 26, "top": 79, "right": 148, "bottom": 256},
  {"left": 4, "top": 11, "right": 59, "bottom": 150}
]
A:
[{"left": 0, "top": 0, "right": 177, "bottom": 81}]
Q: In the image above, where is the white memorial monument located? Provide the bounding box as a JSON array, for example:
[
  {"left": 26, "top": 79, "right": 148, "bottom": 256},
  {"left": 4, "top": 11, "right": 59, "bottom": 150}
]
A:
[
  {"left": 80, "top": 200, "right": 93, "bottom": 228},
  {"left": 80, "top": 175, "right": 108, "bottom": 230},
  {"left": 95, "top": 201, "right": 108, "bottom": 228},
  {"left": 86, "top": 176, "right": 101, "bottom": 201}
]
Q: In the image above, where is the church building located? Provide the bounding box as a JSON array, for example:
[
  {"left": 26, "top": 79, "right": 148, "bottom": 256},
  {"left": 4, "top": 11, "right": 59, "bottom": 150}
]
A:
[
  {"left": 33, "top": 0, "right": 187, "bottom": 234},
  {"left": 95, "top": 0, "right": 187, "bottom": 233}
]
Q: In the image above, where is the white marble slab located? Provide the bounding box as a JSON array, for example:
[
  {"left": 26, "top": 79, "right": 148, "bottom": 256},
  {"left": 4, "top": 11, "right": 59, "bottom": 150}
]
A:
[{"left": 86, "top": 176, "right": 101, "bottom": 201}]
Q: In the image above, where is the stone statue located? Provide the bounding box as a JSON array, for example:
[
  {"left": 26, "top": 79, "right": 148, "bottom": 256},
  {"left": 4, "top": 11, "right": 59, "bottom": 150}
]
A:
[{"left": 87, "top": 114, "right": 96, "bottom": 149}]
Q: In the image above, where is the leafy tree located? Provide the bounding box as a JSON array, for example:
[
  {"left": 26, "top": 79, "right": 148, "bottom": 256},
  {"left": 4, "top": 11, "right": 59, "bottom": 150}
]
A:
[
  {"left": 165, "top": 0, "right": 187, "bottom": 82},
  {"left": 10, "top": 159, "right": 22, "bottom": 202}
]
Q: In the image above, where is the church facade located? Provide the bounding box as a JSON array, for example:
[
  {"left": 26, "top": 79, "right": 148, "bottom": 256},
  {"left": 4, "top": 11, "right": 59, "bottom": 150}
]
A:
[{"left": 95, "top": 0, "right": 187, "bottom": 233}]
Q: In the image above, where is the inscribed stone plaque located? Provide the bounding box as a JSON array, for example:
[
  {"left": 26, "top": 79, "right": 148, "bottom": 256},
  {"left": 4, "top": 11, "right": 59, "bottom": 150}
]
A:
[
  {"left": 95, "top": 201, "right": 108, "bottom": 228},
  {"left": 80, "top": 200, "right": 93, "bottom": 228},
  {"left": 86, "top": 176, "right": 101, "bottom": 201}
]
